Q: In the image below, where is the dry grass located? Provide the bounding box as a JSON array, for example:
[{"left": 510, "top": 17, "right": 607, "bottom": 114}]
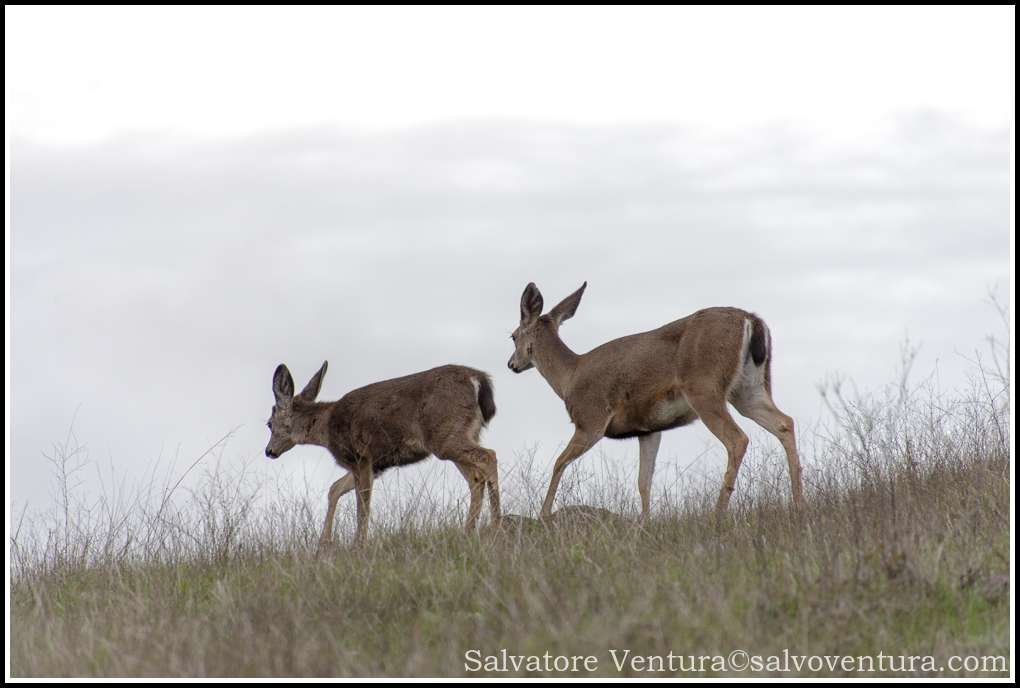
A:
[{"left": 9, "top": 322, "right": 1012, "bottom": 677}]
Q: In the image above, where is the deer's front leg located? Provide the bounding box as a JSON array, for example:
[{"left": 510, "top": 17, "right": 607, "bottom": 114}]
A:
[
  {"left": 540, "top": 429, "right": 601, "bottom": 521},
  {"left": 352, "top": 463, "right": 374, "bottom": 544},
  {"left": 637, "top": 432, "right": 662, "bottom": 521},
  {"left": 318, "top": 473, "right": 355, "bottom": 550}
]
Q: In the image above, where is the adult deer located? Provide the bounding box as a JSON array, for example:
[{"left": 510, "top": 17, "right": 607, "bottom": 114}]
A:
[
  {"left": 507, "top": 282, "right": 802, "bottom": 520},
  {"left": 265, "top": 361, "right": 500, "bottom": 544}
]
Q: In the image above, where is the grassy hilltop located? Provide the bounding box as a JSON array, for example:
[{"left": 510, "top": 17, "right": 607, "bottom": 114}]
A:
[{"left": 10, "top": 338, "right": 1011, "bottom": 677}]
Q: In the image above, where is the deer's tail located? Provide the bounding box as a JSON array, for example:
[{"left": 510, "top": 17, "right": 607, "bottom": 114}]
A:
[{"left": 477, "top": 374, "right": 496, "bottom": 426}]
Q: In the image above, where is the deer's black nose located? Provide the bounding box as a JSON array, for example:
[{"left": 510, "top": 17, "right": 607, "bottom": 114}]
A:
[{"left": 265, "top": 448, "right": 278, "bottom": 459}]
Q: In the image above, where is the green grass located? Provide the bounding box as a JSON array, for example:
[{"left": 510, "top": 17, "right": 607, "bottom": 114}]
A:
[{"left": 10, "top": 450, "right": 1010, "bottom": 677}]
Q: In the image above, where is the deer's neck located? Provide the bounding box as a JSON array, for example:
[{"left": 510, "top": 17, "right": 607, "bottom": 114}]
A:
[
  {"left": 292, "top": 400, "right": 334, "bottom": 449},
  {"left": 534, "top": 329, "right": 579, "bottom": 399}
]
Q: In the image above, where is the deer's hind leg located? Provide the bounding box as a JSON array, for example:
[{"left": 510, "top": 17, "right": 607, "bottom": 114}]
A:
[
  {"left": 685, "top": 390, "right": 749, "bottom": 513},
  {"left": 452, "top": 462, "right": 486, "bottom": 532},
  {"left": 481, "top": 448, "right": 501, "bottom": 524},
  {"left": 731, "top": 387, "right": 802, "bottom": 507},
  {"left": 436, "top": 440, "right": 500, "bottom": 532}
]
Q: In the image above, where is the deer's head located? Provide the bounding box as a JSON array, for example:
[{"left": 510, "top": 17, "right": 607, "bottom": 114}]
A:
[
  {"left": 508, "top": 281, "right": 586, "bottom": 373},
  {"left": 265, "top": 361, "right": 328, "bottom": 459}
]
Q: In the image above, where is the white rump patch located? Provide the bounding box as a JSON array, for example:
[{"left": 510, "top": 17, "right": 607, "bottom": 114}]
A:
[
  {"left": 729, "top": 317, "right": 768, "bottom": 401},
  {"left": 467, "top": 377, "right": 484, "bottom": 439}
]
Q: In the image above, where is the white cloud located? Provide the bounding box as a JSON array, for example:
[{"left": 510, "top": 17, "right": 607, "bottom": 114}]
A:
[{"left": 7, "top": 7, "right": 1015, "bottom": 143}]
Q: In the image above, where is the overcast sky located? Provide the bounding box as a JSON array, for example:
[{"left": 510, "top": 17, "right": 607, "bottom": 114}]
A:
[{"left": 7, "top": 7, "right": 1014, "bottom": 519}]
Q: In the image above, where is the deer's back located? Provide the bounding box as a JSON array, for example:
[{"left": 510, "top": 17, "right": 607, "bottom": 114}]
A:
[
  {"left": 333, "top": 364, "right": 490, "bottom": 468},
  {"left": 579, "top": 307, "right": 750, "bottom": 374},
  {"left": 567, "top": 307, "right": 753, "bottom": 434}
]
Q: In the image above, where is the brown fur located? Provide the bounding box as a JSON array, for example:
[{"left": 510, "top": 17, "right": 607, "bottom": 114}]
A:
[
  {"left": 266, "top": 362, "right": 500, "bottom": 544},
  {"left": 508, "top": 282, "right": 803, "bottom": 520}
]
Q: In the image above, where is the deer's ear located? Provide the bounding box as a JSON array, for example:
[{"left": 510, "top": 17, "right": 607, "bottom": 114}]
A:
[
  {"left": 298, "top": 361, "right": 328, "bottom": 402},
  {"left": 520, "top": 282, "right": 544, "bottom": 325},
  {"left": 273, "top": 364, "right": 295, "bottom": 405},
  {"left": 548, "top": 281, "right": 587, "bottom": 326}
]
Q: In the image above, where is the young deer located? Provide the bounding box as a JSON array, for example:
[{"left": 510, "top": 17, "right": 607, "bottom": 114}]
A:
[
  {"left": 265, "top": 361, "right": 500, "bottom": 544},
  {"left": 508, "top": 282, "right": 802, "bottom": 520}
]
